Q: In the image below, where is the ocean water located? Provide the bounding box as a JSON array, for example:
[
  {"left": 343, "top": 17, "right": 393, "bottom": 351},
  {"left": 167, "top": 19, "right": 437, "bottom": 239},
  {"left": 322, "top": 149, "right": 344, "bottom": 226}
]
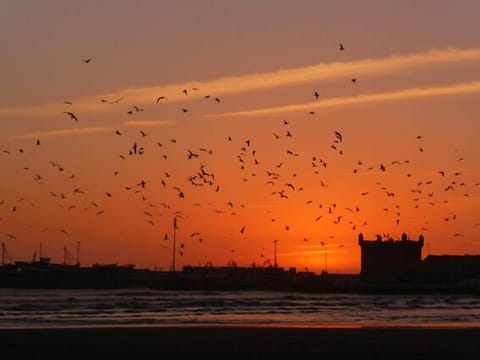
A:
[{"left": 0, "top": 288, "right": 480, "bottom": 329}]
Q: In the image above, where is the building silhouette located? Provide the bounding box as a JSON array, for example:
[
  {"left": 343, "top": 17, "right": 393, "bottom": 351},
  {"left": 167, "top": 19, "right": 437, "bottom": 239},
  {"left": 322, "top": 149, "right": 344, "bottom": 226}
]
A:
[
  {"left": 358, "top": 233, "right": 424, "bottom": 282},
  {"left": 1, "top": 231, "right": 480, "bottom": 292}
]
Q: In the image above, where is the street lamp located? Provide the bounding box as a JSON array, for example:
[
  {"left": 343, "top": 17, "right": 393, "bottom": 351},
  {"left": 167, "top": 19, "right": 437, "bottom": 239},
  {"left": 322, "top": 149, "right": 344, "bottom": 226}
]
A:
[
  {"left": 273, "top": 240, "right": 278, "bottom": 269},
  {"left": 172, "top": 216, "right": 178, "bottom": 272},
  {"left": 321, "top": 241, "right": 327, "bottom": 273}
]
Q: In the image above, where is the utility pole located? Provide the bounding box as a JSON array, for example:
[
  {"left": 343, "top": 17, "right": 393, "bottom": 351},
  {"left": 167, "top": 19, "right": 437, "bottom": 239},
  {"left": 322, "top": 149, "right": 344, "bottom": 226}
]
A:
[
  {"left": 273, "top": 240, "right": 278, "bottom": 270},
  {"left": 1, "top": 242, "right": 5, "bottom": 265},
  {"left": 172, "top": 216, "right": 177, "bottom": 272},
  {"left": 76, "top": 241, "right": 80, "bottom": 266},
  {"left": 321, "top": 241, "right": 327, "bottom": 273}
]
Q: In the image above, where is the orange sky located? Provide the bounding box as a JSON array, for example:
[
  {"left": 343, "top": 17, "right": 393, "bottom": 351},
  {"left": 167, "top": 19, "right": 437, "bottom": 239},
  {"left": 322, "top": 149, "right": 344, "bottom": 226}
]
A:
[{"left": 1, "top": 1, "right": 479, "bottom": 274}]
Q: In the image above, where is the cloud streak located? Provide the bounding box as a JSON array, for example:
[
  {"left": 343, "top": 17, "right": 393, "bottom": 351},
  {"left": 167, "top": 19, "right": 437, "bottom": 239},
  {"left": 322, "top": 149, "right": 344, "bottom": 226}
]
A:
[
  {"left": 1, "top": 47, "right": 480, "bottom": 119},
  {"left": 123, "top": 120, "right": 174, "bottom": 127},
  {"left": 215, "top": 81, "right": 480, "bottom": 117},
  {"left": 12, "top": 127, "right": 113, "bottom": 140},
  {"left": 8, "top": 120, "right": 173, "bottom": 139}
]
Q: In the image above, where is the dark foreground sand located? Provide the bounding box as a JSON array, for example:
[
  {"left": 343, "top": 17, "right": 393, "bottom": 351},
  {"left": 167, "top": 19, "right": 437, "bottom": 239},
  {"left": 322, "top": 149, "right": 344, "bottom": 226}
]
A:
[{"left": 1, "top": 326, "right": 480, "bottom": 359}]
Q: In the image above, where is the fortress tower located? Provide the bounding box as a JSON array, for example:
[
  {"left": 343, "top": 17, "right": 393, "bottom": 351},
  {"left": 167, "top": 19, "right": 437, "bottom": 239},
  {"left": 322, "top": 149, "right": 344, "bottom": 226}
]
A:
[{"left": 358, "top": 233, "right": 424, "bottom": 282}]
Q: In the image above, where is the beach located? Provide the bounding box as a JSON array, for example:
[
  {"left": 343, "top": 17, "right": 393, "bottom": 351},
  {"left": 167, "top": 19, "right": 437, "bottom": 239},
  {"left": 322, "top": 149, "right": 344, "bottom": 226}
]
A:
[{"left": 2, "top": 326, "right": 480, "bottom": 358}]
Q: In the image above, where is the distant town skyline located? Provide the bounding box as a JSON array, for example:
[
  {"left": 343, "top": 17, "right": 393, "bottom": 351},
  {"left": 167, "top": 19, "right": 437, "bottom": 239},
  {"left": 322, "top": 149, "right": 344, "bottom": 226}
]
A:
[{"left": 1, "top": 1, "right": 479, "bottom": 274}]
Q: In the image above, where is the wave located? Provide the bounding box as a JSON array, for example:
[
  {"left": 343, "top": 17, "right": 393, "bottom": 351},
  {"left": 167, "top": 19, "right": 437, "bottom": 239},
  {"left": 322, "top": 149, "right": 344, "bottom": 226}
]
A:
[{"left": 1, "top": 289, "right": 480, "bottom": 328}]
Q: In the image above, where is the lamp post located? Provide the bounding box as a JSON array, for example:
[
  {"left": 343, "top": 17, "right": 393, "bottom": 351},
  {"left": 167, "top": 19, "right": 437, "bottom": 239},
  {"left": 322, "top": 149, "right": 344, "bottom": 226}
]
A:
[
  {"left": 273, "top": 240, "right": 278, "bottom": 270},
  {"left": 172, "top": 216, "right": 177, "bottom": 272},
  {"left": 76, "top": 241, "right": 80, "bottom": 266},
  {"left": 321, "top": 241, "right": 327, "bottom": 273}
]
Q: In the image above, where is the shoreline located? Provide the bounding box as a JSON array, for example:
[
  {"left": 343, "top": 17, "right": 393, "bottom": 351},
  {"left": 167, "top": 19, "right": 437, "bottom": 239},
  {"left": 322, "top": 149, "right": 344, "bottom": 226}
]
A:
[
  {"left": 2, "top": 323, "right": 480, "bottom": 330},
  {"left": 2, "top": 326, "right": 480, "bottom": 356}
]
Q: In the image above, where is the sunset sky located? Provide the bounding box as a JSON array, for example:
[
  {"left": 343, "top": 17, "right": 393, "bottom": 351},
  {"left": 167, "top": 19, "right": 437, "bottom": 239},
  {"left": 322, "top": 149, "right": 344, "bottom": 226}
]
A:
[{"left": 1, "top": 0, "right": 479, "bottom": 274}]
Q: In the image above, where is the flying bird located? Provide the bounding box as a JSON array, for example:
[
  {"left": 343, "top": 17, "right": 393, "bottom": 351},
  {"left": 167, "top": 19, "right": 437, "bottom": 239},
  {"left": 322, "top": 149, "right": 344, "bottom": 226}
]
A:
[
  {"left": 63, "top": 112, "right": 78, "bottom": 121},
  {"left": 82, "top": 57, "right": 92, "bottom": 63},
  {"left": 334, "top": 131, "right": 343, "bottom": 142}
]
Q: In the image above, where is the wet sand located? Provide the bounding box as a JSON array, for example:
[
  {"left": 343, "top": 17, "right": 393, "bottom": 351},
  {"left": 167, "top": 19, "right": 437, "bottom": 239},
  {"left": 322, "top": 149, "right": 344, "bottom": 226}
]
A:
[{"left": 2, "top": 326, "right": 480, "bottom": 358}]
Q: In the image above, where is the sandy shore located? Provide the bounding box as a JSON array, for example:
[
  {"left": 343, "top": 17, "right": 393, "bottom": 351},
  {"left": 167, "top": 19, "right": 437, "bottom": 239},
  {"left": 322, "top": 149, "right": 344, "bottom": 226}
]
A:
[{"left": 2, "top": 326, "right": 480, "bottom": 358}]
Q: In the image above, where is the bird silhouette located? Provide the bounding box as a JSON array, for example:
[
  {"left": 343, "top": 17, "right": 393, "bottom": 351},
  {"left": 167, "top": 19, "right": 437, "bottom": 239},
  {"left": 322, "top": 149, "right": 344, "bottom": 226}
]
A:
[
  {"left": 339, "top": 43, "right": 345, "bottom": 51},
  {"left": 156, "top": 96, "right": 167, "bottom": 103},
  {"left": 334, "top": 131, "right": 343, "bottom": 142},
  {"left": 63, "top": 112, "right": 78, "bottom": 121},
  {"left": 83, "top": 57, "right": 92, "bottom": 63}
]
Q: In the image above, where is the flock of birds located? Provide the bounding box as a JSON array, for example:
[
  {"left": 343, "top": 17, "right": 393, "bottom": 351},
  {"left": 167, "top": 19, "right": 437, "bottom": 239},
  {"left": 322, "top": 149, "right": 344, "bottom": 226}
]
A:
[{"left": 1, "top": 42, "right": 479, "bottom": 270}]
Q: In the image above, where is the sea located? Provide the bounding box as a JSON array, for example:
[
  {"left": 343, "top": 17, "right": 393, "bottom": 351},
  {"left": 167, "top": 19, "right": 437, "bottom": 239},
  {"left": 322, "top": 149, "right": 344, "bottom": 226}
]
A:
[{"left": 1, "top": 288, "right": 480, "bottom": 329}]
